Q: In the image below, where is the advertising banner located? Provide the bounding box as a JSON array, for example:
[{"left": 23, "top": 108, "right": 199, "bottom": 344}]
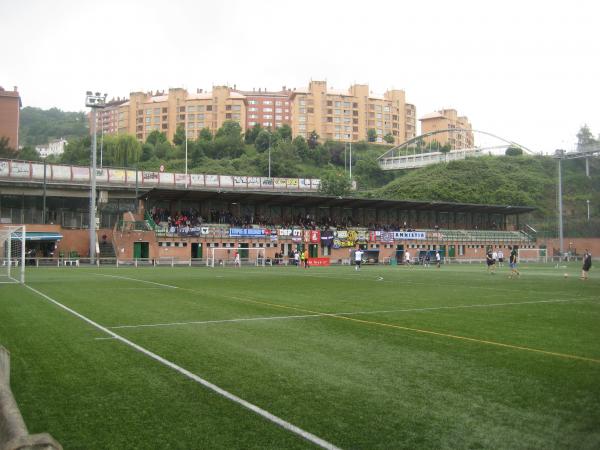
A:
[
  {"left": 260, "top": 177, "right": 273, "bottom": 188},
  {"left": 308, "top": 258, "right": 330, "bottom": 267},
  {"left": 0, "top": 160, "right": 9, "bottom": 177},
  {"left": 320, "top": 230, "right": 334, "bottom": 247},
  {"left": 233, "top": 176, "right": 247, "bottom": 187},
  {"left": 299, "top": 178, "right": 312, "bottom": 189},
  {"left": 247, "top": 177, "right": 260, "bottom": 188},
  {"left": 95, "top": 168, "right": 108, "bottom": 182},
  {"left": 126, "top": 170, "right": 137, "bottom": 183},
  {"left": 109, "top": 169, "right": 126, "bottom": 183},
  {"left": 175, "top": 173, "right": 188, "bottom": 185},
  {"left": 393, "top": 231, "right": 426, "bottom": 240},
  {"left": 229, "top": 228, "right": 270, "bottom": 237},
  {"left": 142, "top": 171, "right": 159, "bottom": 184},
  {"left": 274, "top": 178, "right": 287, "bottom": 189},
  {"left": 286, "top": 178, "right": 298, "bottom": 189},
  {"left": 190, "top": 174, "right": 205, "bottom": 186},
  {"left": 205, "top": 174, "right": 219, "bottom": 187}
]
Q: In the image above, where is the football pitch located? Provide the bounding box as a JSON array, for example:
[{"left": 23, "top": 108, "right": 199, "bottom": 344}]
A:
[{"left": 1, "top": 263, "right": 599, "bottom": 449}]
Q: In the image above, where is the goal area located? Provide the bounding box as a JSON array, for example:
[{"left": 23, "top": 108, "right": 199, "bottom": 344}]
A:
[
  {"left": 0, "top": 226, "right": 26, "bottom": 284},
  {"left": 517, "top": 248, "right": 548, "bottom": 263},
  {"left": 207, "top": 247, "right": 266, "bottom": 268}
]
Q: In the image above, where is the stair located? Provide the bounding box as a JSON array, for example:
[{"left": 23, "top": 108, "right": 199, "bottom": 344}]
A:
[{"left": 99, "top": 241, "right": 115, "bottom": 260}]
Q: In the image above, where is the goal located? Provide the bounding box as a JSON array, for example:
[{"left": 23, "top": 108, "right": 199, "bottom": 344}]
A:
[
  {"left": 0, "top": 226, "right": 26, "bottom": 284},
  {"left": 517, "top": 247, "right": 548, "bottom": 263},
  {"left": 207, "top": 247, "right": 266, "bottom": 268}
]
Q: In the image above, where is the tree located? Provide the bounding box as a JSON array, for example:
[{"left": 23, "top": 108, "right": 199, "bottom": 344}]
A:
[
  {"left": 215, "top": 121, "right": 243, "bottom": 140},
  {"left": 293, "top": 135, "right": 309, "bottom": 159},
  {"left": 145, "top": 130, "right": 168, "bottom": 147},
  {"left": 505, "top": 146, "right": 523, "bottom": 156},
  {"left": 108, "top": 134, "right": 141, "bottom": 167},
  {"left": 244, "top": 123, "right": 262, "bottom": 144},
  {"left": 319, "top": 170, "right": 352, "bottom": 197},
  {"left": 577, "top": 124, "right": 597, "bottom": 150},
  {"left": 60, "top": 136, "right": 91, "bottom": 164},
  {"left": 0, "top": 136, "right": 16, "bottom": 158},
  {"left": 308, "top": 131, "right": 319, "bottom": 149},
  {"left": 255, "top": 130, "right": 272, "bottom": 152},
  {"left": 173, "top": 124, "right": 186, "bottom": 146},
  {"left": 367, "top": 128, "right": 377, "bottom": 142},
  {"left": 276, "top": 124, "right": 292, "bottom": 142},
  {"left": 18, "top": 146, "right": 41, "bottom": 161},
  {"left": 383, "top": 133, "right": 395, "bottom": 144},
  {"left": 198, "top": 127, "right": 213, "bottom": 142}
]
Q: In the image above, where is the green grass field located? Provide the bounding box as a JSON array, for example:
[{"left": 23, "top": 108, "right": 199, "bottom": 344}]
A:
[{"left": 1, "top": 263, "right": 599, "bottom": 449}]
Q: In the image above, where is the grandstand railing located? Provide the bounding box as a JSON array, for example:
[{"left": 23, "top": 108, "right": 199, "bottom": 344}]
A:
[{"left": 0, "top": 158, "right": 321, "bottom": 192}]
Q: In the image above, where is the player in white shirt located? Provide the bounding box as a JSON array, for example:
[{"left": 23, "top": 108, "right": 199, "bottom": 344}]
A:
[{"left": 354, "top": 248, "right": 364, "bottom": 271}]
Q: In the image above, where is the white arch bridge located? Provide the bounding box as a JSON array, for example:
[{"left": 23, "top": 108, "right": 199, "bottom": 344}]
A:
[{"left": 377, "top": 129, "right": 535, "bottom": 170}]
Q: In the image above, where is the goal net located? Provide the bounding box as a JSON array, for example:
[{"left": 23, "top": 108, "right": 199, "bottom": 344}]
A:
[
  {"left": 517, "top": 248, "right": 548, "bottom": 263},
  {"left": 207, "top": 247, "right": 266, "bottom": 268},
  {"left": 0, "top": 226, "right": 26, "bottom": 284}
]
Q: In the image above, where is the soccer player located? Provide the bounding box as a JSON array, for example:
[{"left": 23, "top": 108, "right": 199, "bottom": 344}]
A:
[
  {"left": 581, "top": 249, "right": 592, "bottom": 280},
  {"left": 509, "top": 246, "right": 520, "bottom": 278},
  {"left": 486, "top": 249, "right": 496, "bottom": 274},
  {"left": 435, "top": 250, "right": 441, "bottom": 268},
  {"left": 234, "top": 250, "right": 241, "bottom": 267},
  {"left": 497, "top": 249, "right": 504, "bottom": 267},
  {"left": 354, "top": 247, "right": 364, "bottom": 271},
  {"left": 404, "top": 250, "right": 411, "bottom": 267}
]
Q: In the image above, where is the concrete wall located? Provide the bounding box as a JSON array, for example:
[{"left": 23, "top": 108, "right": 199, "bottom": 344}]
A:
[{"left": 0, "top": 346, "right": 62, "bottom": 450}]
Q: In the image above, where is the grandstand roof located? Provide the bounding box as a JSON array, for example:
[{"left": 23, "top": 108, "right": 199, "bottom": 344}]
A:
[{"left": 140, "top": 188, "right": 536, "bottom": 215}]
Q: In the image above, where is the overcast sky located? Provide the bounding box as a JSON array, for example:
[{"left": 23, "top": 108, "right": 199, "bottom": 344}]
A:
[{"left": 1, "top": 0, "right": 598, "bottom": 153}]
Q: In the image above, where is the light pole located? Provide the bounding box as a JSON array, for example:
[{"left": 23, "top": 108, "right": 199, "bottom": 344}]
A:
[
  {"left": 555, "top": 149, "right": 565, "bottom": 260},
  {"left": 185, "top": 120, "right": 188, "bottom": 188},
  {"left": 587, "top": 199, "right": 590, "bottom": 222},
  {"left": 85, "top": 91, "right": 107, "bottom": 265}
]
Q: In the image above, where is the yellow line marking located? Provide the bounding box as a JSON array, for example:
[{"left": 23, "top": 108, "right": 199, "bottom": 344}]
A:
[{"left": 224, "top": 295, "right": 600, "bottom": 364}]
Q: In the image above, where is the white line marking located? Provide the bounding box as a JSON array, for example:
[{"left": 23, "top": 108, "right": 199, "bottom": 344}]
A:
[
  {"left": 110, "top": 314, "right": 322, "bottom": 329},
  {"left": 95, "top": 273, "right": 178, "bottom": 289},
  {"left": 334, "top": 297, "right": 593, "bottom": 317},
  {"left": 94, "top": 337, "right": 117, "bottom": 340},
  {"left": 23, "top": 284, "right": 340, "bottom": 450}
]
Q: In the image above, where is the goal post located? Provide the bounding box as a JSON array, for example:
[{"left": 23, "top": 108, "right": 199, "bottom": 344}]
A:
[
  {"left": 207, "top": 247, "right": 266, "bottom": 268},
  {"left": 517, "top": 247, "right": 548, "bottom": 263},
  {"left": 0, "top": 226, "right": 26, "bottom": 284}
]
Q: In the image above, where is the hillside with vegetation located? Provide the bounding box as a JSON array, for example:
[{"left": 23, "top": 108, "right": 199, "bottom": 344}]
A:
[{"left": 19, "top": 107, "right": 89, "bottom": 146}]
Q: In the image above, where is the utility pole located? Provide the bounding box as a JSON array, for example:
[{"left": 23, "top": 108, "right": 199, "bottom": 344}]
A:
[{"left": 555, "top": 149, "right": 565, "bottom": 260}]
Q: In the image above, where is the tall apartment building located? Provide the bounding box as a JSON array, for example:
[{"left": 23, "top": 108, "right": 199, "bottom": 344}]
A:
[
  {"left": 95, "top": 86, "right": 246, "bottom": 142},
  {"left": 289, "top": 81, "right": 415, "bottom": 145},
  {"left": 93, "top": 81, "right": 416, "bottom": 146},
  {"left": 234, "top": 88, "right": 292, "bottom": 130},
  {"left": 419, "top": 109, "right": 474, "bottom": 149},
  {"left": 0, "top": 86, "right": 21, "bottom": 150}
]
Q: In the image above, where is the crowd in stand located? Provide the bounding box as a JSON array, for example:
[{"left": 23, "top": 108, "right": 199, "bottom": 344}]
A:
[{"left": 149, "top": 207, "right": 435, "bottom": 233}]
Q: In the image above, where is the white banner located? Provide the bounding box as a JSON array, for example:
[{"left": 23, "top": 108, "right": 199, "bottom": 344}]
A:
[
  {"left": 219, "top": 175, "right": 233, "bottom": 187},
  {"left": 205, "top": 174, "right": 219, "bottom": 186},
  {"left": 174, "top": 173, "right": 188, "bottom": 185},
  {"left": 31, "top": 163, "right": 45, "bottom": 179},
  {"left": 159, "top": 172, "right": 174, "bottom": 184},
  {"left": 247, "top": 176, "right": 260, "bottom": 188},
  {"left": 190, "top": 174, "right": 205, "bottom": 186},
  {"left": 109, "top": 169, "right": 126, "bottom": 183},
  {"left": 142, "top": 171, "right": 159, "bottom": 184},
  {"left": 72, "top": 166, "right": 89, "bottom": 181},
  {"left": 0, "top": 160, "right": 8, "bottom": 177},
  {"left": 51, "top": 164, "right": 70, "bottom": 180}
]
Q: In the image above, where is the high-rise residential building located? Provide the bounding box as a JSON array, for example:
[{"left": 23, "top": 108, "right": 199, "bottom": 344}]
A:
[
  {"left": 289, "top": 81, "right": 415, "bottom": 145},
  {"left": 92, "top": 81, "right": 416, "bottom": 146},
  {"left": 234, "top": 88, "right": 292, "bottom": 131},
  {"left": 0, "top": 86, "right": 21, "bottom": 150},
  {"left": 419, "top": 109, "right": 474, "bottom": 149},
  {"left": 95, "top": 86, "right": 246, "bottom": 142}
]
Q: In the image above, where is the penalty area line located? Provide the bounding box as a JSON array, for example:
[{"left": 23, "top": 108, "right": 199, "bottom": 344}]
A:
[{"left": 22, "top": 283, "right": 341, "bottom": 450}]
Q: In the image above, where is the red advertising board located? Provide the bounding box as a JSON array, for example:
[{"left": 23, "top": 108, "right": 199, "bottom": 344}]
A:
[{"left": 308, "top": 257, "right": 330, "bottom": 266}]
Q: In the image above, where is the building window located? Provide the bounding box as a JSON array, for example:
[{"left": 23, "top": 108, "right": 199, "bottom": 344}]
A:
[
  {"left": 154, "top": 108, "right": 160, "bottom": 114},
  {"left": 263, "top": 107, "right": 273, "bottom": 112},
  {"left": 299, "top": 116, "right": 306, "bottom": 122},
  {"left": 179, "top": 106, "right": 186, "bottom": 112},
  {"left": 248, "top": 100, "right": 258, "bottom": 105},
  {"left": 249, "top": 107, "right": 258, "bottom": 112},
  {"left": 188, "top": 106, "right": 196, "bottom": 112},
  {"left": 263, "top": 100, "right": 273, "bottom": 105}
]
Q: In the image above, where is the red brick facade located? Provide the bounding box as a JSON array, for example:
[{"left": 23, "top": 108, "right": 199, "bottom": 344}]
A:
[{"left": 0, "top": 86, "right": 21, "bottom": 150}]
